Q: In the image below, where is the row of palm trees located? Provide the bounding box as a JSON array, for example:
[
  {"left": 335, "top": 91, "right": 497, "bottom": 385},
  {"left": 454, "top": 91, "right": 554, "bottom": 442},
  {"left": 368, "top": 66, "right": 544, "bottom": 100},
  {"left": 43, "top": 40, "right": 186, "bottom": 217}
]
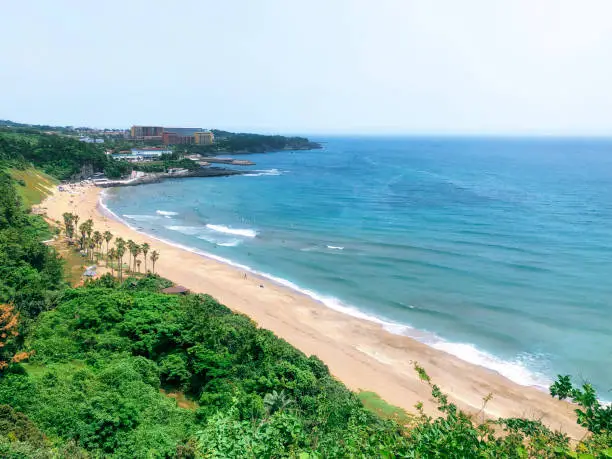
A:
[{"left": 62, "top": 212, "right": 160, "bottom": 280}]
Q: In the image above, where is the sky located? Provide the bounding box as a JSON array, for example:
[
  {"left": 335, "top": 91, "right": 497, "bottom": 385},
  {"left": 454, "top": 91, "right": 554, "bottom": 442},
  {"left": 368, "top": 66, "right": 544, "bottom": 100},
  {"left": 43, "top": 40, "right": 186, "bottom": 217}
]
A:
[{"left": 2, "top": 0, "right": 612, "bottom": 135}]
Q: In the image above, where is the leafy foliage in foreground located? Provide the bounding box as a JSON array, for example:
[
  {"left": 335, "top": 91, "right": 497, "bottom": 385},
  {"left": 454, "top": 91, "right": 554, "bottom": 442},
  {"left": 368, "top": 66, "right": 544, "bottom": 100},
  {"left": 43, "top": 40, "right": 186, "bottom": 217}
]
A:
[
  {"left": 551, "top": 375, "right": 612, "bottom": 434},
  {"left": 0, "top": 277, "right": 609, "bottom": 457}
]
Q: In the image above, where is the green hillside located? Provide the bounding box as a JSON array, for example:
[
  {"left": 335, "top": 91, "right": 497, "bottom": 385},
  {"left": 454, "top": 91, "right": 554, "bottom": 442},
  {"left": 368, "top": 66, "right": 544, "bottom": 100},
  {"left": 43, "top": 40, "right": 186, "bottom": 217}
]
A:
[{"left": 9, "top": 168, "right": 58, "bottom": 208}]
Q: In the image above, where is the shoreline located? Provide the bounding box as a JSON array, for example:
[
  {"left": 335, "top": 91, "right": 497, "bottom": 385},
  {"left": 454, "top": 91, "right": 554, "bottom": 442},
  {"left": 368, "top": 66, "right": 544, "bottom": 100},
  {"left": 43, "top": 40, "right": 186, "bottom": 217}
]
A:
[
  {"left": 39, "top": 184, "right": 584, "bottom": 438},
  {"left": 96, "top": 167, "right": 244, "bottom": 188},
  {"left": 100, "top": 189, "right": 551, "bottom": 392}
]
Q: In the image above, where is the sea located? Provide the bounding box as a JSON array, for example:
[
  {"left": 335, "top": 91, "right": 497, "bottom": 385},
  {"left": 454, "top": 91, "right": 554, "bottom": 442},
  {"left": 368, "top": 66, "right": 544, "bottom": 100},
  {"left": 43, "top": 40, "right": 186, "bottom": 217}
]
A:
[{"left": 102, "top": 136, "right": 612, "bottom": 395}]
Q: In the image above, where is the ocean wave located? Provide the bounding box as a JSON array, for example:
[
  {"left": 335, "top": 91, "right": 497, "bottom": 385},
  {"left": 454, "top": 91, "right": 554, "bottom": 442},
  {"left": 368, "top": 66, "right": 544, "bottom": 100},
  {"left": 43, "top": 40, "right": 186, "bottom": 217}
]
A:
[
  {"left": 430, "top": 342, "right": 551, "bottom": 389},
  {"left": 196, "top": 234, "right": 242, "bottom": 247},
  {"left": 156, "top": 210, "right": 179, "bottom": 216},
  {"left": 217, "top": 240, "right": 241, "bottom": 247},
  {"left": 99, "top": 192, "right": 553, "bottom": 392},
  {"left": 206, "top": 224, "right": 257, "bottom": 238},
  {"left": 165, "top": 225, "right": 205, "bottom": 236},
  {"left": 327, "top": 245, "right": 344, "bottom": 250},
  {"left": 244, "top": 168, "right": 282, "bottom": 177},
  {"left": 123, "top": 214, "right": 162, "bottom": 221},
  {"left": 165, "top": 224, "right": 248, "bottom": 246}
]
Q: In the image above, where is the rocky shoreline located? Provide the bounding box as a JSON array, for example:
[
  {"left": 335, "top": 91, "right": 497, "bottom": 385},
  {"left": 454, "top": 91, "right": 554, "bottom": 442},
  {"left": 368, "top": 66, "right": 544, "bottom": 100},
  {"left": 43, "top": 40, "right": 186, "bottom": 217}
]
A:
[{"left": 96, "top": 167, "right": 244, "bottom": 188}]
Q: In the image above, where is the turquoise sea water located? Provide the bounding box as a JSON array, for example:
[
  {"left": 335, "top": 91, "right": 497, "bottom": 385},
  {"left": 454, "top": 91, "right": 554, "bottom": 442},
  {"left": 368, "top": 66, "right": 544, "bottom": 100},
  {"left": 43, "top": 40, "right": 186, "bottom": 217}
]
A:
[{"left": 103, "top": 137, "right": 612, "bottom": 393}]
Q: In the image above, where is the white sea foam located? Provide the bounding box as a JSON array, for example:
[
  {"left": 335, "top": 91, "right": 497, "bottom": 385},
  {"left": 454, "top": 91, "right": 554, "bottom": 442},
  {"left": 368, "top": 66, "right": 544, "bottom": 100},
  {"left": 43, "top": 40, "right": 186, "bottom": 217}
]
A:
[
  {"left": 244, "top": 168, "right": 282, "bottom": 177},
  {"left": 156, "top": 210, "right": 179, "bottom": 216},
  {"left": 123, "top": 214, "right": 162, "bottom": 221},
  {"left": 206, "top": 224, "right": 257, "bottom": 238},
  {"left": 327, "top": 245, "right": 344, "bottom": 250},
  {"left": 166, "top": 225, "right": 204, "bottom": 236},
  {"left": 99, "top": 191, "right": 553, "bottom": 392},
  {"left": 430, "top": 342, "right": 551, "bottom": 389},
  {"left": 195, "top": 234, "right": 241, "bottom": 247},
  {"left": 217, "top": 240, "right": 241, "bottom": 247}
]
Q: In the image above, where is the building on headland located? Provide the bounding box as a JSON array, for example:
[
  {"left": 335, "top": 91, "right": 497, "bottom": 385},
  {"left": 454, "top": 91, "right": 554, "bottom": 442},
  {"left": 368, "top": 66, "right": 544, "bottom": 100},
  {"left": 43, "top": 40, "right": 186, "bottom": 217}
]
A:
[
  {"left": 130, "top": 125, "right": 214, "bottom": 146},
  {"left": 130, "top": 126, "right": 164, "bottom": 140},
  {"left": 112, "top": 147, "right": 172, "bottom": 161},
  {"left": 194, "top": 131, "right": 214, "bottom": 145},
  {"left": 162, "top": 131, "right": 194, "bottom": 145},
  {"left": 79, "top": 136, "right": 104, "bottom": 143}
]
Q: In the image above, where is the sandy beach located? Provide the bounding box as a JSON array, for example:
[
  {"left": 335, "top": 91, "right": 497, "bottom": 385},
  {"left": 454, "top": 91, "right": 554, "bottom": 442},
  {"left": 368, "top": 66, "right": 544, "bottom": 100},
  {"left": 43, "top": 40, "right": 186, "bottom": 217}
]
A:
[{"left": 39, "top": 184, "right": 584, "bottom": 438}]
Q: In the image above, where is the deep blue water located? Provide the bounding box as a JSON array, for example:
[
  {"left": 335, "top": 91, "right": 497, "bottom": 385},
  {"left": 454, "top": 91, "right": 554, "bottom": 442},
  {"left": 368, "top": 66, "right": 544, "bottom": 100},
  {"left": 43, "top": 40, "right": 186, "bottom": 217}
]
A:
[{"left": 103, "top": 137, "right": 612, "bottom": 392}]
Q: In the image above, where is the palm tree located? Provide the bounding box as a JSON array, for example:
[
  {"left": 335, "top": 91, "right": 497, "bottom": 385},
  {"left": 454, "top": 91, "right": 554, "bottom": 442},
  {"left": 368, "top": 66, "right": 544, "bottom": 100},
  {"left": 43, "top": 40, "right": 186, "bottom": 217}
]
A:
[
  {"left": 78, "top": 222, "right": 88, "bottom": 250},
  {"left": 62, "top": 212, "right": 75, "bottom": 239},
  {"left": 136, "top": 259, "right": 141, "bottom": 273},
  {"left": 115, "top": 238, "right": 126, "bottom": 281},
  {"left": 73, "top": 215, "right": 80, "bottom": 235},
  {"left": 130, "top": 243, "right": 140, "bottom": 273},
  {"left": 116, "top": 245, "right": 125, "bottom": 281},
  {"left": 85, "top": 219, "right": 93, "bottom": 241},
  {"left": 150, "top": 250, "right": 159, "bottom": 274},
  {"left": 103, "top": 231, "right": 113, "bottom": 261},
  {"left": 141, "top": 243, "right": 150, "bottom": 272},
  {"left": 107, "top": 248, "right": 117, "bottom": 276},
  {"left": 88, "top": 239, "right": 96, "bottom": 262},
  {"left": 263, "top": 390, "right": 293, "bottom": 415},
  {"left": 92, "top": 231, "right": 102, "bottom": 260},
  {"left": 78, "top": 219, "right": 94, "bottom": 251},
  {"left": 126, "top": 240, "right": 135, "bottom": 273}
]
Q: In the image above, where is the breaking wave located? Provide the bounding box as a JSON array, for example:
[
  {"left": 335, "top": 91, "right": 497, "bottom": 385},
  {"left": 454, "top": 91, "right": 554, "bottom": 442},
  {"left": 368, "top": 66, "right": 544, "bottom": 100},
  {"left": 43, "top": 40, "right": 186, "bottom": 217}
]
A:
[{"left": 206, "top": 224, "right": 257, "bottom": 238}]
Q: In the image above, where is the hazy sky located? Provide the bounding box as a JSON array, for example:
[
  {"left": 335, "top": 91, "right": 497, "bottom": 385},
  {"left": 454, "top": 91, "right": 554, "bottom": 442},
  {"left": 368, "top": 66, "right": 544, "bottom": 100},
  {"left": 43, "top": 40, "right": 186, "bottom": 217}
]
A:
[{"left": 3, "top": 0, "right": 612, "bottom": 134}]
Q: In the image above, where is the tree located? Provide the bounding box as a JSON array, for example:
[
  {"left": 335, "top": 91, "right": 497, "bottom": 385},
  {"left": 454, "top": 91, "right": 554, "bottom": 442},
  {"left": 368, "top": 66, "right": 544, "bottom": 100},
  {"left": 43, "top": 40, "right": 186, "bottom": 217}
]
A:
[
  {"left": 88, "top": 238, "right": 96, "bottom": 262},
  {"left": 550, "top": 375, "right": 612, "bottom": 434},
  {"left": 263, "top": 390, "right": 294, "bottom": 416},
  {"left": 126, "top": 240, "right": 135, "bottom": 273},
  {"left": 129, "top": 242, "right": 140, "bottom": 273},
  {"left": 62, "top": 212, "right": 75, "bottom": 239},
  {"left": 136, "top": 259, "right": 141, "bottom": 273},
  {"left": 103, "top": 231, "right": 113, "bottom": 261},
  {"left": 107, "top": 248, "right": 117, "bottom": 276},
  {"left": 73, "top": 215, "right": 79, "bottom": 235},
  {"left": 92, "top": 231, "right": 102, "bottom": 260},
  {"left": 115, "top": 238, "right": 126, "bottom": 281},
  {"left": 78, "top": 219, "right": 93, "bottom": 251},
  {"left": 0, "top": 304, "right": 20, "bottom": 370},
  {"left": 85, "top": 219, "right": 93, "bottom": 241},
  {"left": 150, "top": 250, "right": 159, "bottom": 274},
  {"left": 141, "top": 243, "right": 150, "bottom": 272}
]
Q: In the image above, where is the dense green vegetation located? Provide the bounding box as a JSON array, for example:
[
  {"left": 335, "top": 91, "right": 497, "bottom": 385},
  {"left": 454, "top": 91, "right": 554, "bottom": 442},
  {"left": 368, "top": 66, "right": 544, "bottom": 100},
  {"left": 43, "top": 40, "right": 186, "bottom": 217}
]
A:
[
  {"left": 176, "top": 130, "right": 321, "bottom": 155},
  {"left": 0, "top": 129, "right": 110, "bottom": 180},
  {"left": 132, "top": 158, "right": 200, "bottom": 173},
  {"left": 0, "top": 124, "right": 611, "bottom": 457},
  {"left": 0, "top": 172, "right": 64, "bottom": 322}
]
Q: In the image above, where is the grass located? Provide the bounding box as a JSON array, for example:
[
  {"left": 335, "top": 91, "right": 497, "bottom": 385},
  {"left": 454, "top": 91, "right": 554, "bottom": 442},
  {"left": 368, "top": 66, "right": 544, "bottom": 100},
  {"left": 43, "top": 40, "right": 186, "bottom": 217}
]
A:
[
  {"left": 358, "top": 391, "right": 413, "bottom": 425},
  {"left": 10, "top": 167, "right": 58, "bottom": 208},
  {"left": 52, "top": 240, "right": 91, "bottom": 286},
  {"left": 20, "top": 363, "right": 48, "bottom": 378},
  {"left": 21, "top": 361, "right": 86, "bottom": 378}
]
